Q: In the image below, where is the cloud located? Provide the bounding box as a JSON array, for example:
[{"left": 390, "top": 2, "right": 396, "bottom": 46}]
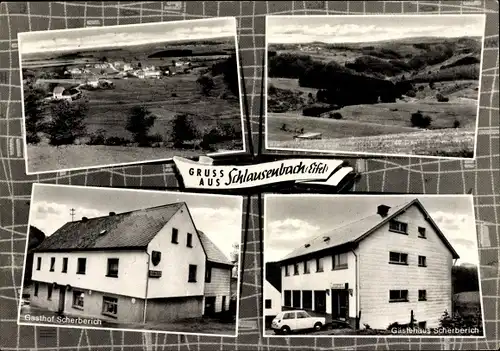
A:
[{"left": 266, "top": 219, "right": 320, "bottom": 261}]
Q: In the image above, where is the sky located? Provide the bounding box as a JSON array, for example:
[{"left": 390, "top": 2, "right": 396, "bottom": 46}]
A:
[
  {"left": 19, "top": 17, "right": 236, "bottom": 54},
  {"left": 29, "top": 184, "right": 242, "bottom": 261},
  {"left": 267, "top": 15, "right": 486, "bottom": 44},
  {"left": 265, "top": 195, "right": 479, "bottom": 266}
]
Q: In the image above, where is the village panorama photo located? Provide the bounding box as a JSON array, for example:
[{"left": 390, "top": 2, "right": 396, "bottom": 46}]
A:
[
  {"left": 265, "top": 14, "right": 486, "bottom": 159},
  {"left": 18, "top": 184, "right": 243, "bottom": 337},
  {"left": 263, "top": 194, "right": 484, "bottom": 337},
  {"left": 19, "top": 17, "right": 245, "bottom": 174}
]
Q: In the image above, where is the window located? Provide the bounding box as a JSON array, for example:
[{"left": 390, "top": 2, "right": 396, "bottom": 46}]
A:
[
  {"left": 296, "top": 311, "right": 309, "bottom": 319},
  {"left": 389, "top": 290, "right": 409, "bottom": 302},
  {"left": 303, "top": 260, "right": 310, "bottom": 274},
  {"left": 188, "top": 264, "right": 197, "bottom": 282},
  {"left": 283, "top": 312, "right": 294, "bottom": 320},
  {"left": 36, "top": 257, "right": 41, "bottom": 270},
  {"left": 265, "top": 299, "right": 272, "bottom": 309},
  {"left": 205, "top": 263, "right": 212, "bottom": 283},
  {"left": 293, "top": 263, "right": 299, "bottom": 275},
  {"left": 62, "top": 257, "right": 68, "bottom": 273},
  {"left": 389, "top": 252, "right": 408, "bottom": 265},
  {"left": 284, "top": 265, "right": 289, "bottom": 276},
  {"left": 102, "top": 296, "right": 118, "bottom": 317},
  {"left": 418, "top": 290, "right": 427, "bottom": 301},
  {"left": 284, "top": 290, "right": 291, "bottom": 306},
  {"left": 34, "top": 282, "right": 39, "bottom": 297},
  {"left": 187, "top": 233, "right": 193, "bottom": 247},
  {"left": 316, "top": 257, "right": 324, "bottom": 272},
  {"left": 302, "top": 290, "right": 312, "bottom": 310},
  {"left": 418, "top": 321, "right": 427, "bottom": 328},
  {"left": 418, "top": 227, "right": 426, "bottom": 238},
  {"left": 292, "top": 290, "right": 301, "bottom": 308},
  {"left": 389, "top": 220, "right": 408, "bottom": 234},
  {"left": 418, "top": 255, "right": 427, "bottom": 267},
  {"left": 171, "top": 228, "right": 179, "bottom": 243},
  {"left": 332, "top": 253, "right": 348, "bottom": 270},
  {"left": 72, "top": 290, "right": 84, "bottom": 309},
  {"left": 47, "top": 284, "right": 53, "bottom": 300},
  {"left": 49, "top": 257, "right": 55, "bottom": 272},
  {"left": 106, "top": 258, "right": 119, "bottom": 277},
  {"left": 76, "top": 258, "right": 86, "bottom": 274}
]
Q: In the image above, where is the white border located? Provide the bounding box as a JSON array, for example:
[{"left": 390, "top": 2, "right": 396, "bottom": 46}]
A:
[
  {"left": 17, "top": 183, "right": 244, "bottom": 338},
  {"left": 19, "top": 17, "right": 247, "bottom": 175},
  {"left": 264, "top": 14, "right": 487, "bottom": 161},
  {"left": 262, "top": 193, "right": 486, "bottom": 338}
]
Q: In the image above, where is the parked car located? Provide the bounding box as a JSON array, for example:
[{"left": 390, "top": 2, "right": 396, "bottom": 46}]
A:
[{"left": 271, "top": 310, "right": 326, "bottom": 334}]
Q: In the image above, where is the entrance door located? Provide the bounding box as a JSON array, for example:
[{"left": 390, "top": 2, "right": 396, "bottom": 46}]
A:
[
  {"left": 331, "top": 289, "right": 349, "bottom": 320},
  {"left": 314, "top": 290, "right": 326, "bottom": 312},
  {"left": 204, "top": 296, "right": 216, "bottom": 316},
  {"left": 58, "top": 286, "right": 65, "bottom": 314},
  {"left": 221, "top": 296, "right": 226, "bottom": 312}
]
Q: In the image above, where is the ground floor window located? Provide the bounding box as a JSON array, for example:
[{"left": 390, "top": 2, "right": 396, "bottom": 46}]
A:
[
  {"left": 102, "top": 296, "right": 118, "bottom": 317},
  {"left": 47, "top": 284, "right": 53, "bottom": 300},
  {"left": 389, "top": 289, "right": 409, "bottom": 302},
  {"left": 284, "top": 290, "right": 291, "bottom": 306},
  {"left": 302, "top": 290, "right": 312, "bottom": 310},
  {"left": 265, "top": 299, "right": 272, "bottom": 309},
  {"left": 314, "top": 290, "right": 326, "bottom": 312},
  {"left": 418, "top": 321, "right": 427, "bottom": 329},
  {"left": 72, "top": 290, "right": 84, "bottom": 309},
  {"left": 292, "top": 290, "right": 301, "bottom": 308},
  {"left": 33, "top": 282, "right": 39, "bottom": 297}
]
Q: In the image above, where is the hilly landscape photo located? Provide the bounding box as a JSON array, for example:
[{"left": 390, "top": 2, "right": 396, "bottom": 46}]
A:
[
  {"left": 19, "top": 17, "right": 244, "bottom": 174},
  {"left": 266, "top": 15, "right": 486, "bottom": 158}
]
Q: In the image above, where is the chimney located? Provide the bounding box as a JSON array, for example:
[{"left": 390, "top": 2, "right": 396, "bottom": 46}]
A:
[
  {"left": 377, "top": 205, "right": 391, "bottom": 217},
  {"left": 82, "top": 217, "right": 88, "bottom": 222},
  {"left": 109, "top": 212, "right": 116, "bottom": 216}
]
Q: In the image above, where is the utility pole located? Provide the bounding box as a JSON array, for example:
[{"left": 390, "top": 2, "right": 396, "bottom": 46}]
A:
[{"left": 70, "top": 208, "right": 75, "bottom": 222}]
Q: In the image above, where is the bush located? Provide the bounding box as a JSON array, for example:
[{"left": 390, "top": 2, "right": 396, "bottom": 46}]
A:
[
  {"left": 104, "top": 136, "right": 130, "bottom": 146},
  {"left": 453, "top": 120, "right": 461, "bottom": 128},
  {"left": 268, "top": 84, "right": 277, "bottom": 95},
  {"left": 429, "top": 82, "right": 435, "bottom": 90},
  {"left": 280, "top": 123, "right": 287, "bottom": 131},
  {"left": 329, "top": 112, "right": 343, "bottom": 119},
  {"left": 406, "top": 89, "right": 417, "bottom": 98},
  {"left": 418, "top": 85, "right": 425, "bottom": 91},
  {"left": 148, "top": 134, "right": 163, "bottom": 143},
  {"left": 171, "top": 92, "right": 178, "bottom": 97},
  {"left": 411, "top": 111, "right": 432, "bottom": 128},
  {"left": 436, "top": 93, "right": 449, "bottom": 102},
  {"left": 196, "top": 75, "right": 215, "bottom": 96},
  {"left": 126, "top": 105, "right": 156, "bottom": 146},
  {"left": 171, "top": 113, "right": 198, "bottom": 147},
  {"left": 302, "top": 103, "right": 335, "bottom": 117},
  {"left": 46, "top": 100, "right": 88, "bottom": 146},
  {"left": 24, "top": 87, "right": 46, "bottom": 144},
  {"left": 87, "top": 129, "right": 107, "bottom": 145}
]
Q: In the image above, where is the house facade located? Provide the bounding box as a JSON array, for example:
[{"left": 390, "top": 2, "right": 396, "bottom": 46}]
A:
[
  {"left": 264, "top": 279, "right": 281, "bottom": 318},
  {"left": 29, "top": 202, "right": 231, "bottom": 324},
  {"left": 278, "top": 199, "right": 459, "bottom": 330}
]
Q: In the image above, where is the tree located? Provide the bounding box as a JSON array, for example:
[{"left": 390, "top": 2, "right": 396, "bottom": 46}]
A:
[
  {"left": 46, "top": 100, "right": 88, "bottom": 146},
  {"left": 126, "top": 106, "right": 156, "bottom": 146},
  {"left": 171, "top": 113, "right": 198, "bottom": 147},
  {"left": 24, "top": 86, "right": 46, "bottom": 144},
  {"left": 196, "top": 75, "right": 215, "bottom": 96}
]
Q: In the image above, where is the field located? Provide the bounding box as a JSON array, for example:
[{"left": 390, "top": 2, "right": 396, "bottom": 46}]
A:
[
  {"left": 22, "top": 37, "right": 244, "bottom": 173},
  {"left": 266, "top": 36, "right": 482, "bottom": 158}
]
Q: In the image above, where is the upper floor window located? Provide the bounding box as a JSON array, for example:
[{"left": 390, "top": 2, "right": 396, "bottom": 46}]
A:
[
  {"left": 47, "top": 284, "right": 53, "bottom": 300},
  {"left": 171, "top": 228, "right": 179, "bottom": 244},
  {"left": 284, "top": 265, "right": 289, "bottom": 276},
  {"left": 36, "top": 257, "right": 41, "bottom": 270},
  {"left": 316, "top": 257, "right": 324, "bottom": 272},
  {"left": 50, "top": 257, "right": 55, "bottom": 272},
  {"left": 205, "top": 263, "right": 212, "bottom": 283},
  {"left": 77, "top": 258, "right": 86, "bottom": 275},
  {"left": 418, "top": 227, "right": 427, "bottom": 238},
  {"left": 188, "top": 264, "right": 197, "bottom": 282},
  {"left": 62, "top": 257, "right": 68, "bottom": 273},
  {"left": 389, "top": 289, "right": 408, "bottom": 302},
  {"left": 106, "top": 258, "right": 119, "bottom": 277},
  {"left": 418, "top": 255, "right": 427, "bottom": 267},
  {"left": 418, "top": 289, "right": 427, "bottom": 301},
  {"left": 187, "top": 233, "right": 193, "bottom": 248},
  {"left": 389, "top": 252, "right": 408, "bottom": 265},
  {"left": 389, "top": 220, "right": 408, "bottom": 234},
  {"left": 332, "top": 253, "right": 348, "bottom": 270},
  {"left": 303, "top": 260, "right": 310, "bottom": 274},
  {"left": 293, "top": 263, "right": 299, "bottom": 275}
]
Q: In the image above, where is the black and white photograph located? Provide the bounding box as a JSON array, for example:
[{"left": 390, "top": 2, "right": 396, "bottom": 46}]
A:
[
  {"left": 265, "top": 15, "right": 486, "bottom": 159},
  {"left": 263, "top": 194, "right": 484, "bottom": 337},
  {"left": 18, "top": 184, "right": 243, "bottom": 337},
  {"left": 19, "top": 17, "right": 245, "bottom": 174}
]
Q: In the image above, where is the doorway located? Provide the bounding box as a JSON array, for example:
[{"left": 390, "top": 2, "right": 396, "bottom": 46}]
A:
[
  {"left": 204, "top": 296, "right": 216, "bottom": 316},
  {"left": 58, "top": 286, "right": 65, "bottom": 314},
  {"left": 331, "top": 289, "right": 349, "bottom": 320}
]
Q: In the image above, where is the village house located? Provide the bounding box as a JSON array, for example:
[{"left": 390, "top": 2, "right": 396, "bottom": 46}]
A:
[
  {"left": 264, "top": 279, "right": 281, "bottom": 325},
  {"left": 29, "top": 202, "right": 234, "bottom": 324},
  {"left": 277, "top": 199, "right": 459, "bottom": 330}
]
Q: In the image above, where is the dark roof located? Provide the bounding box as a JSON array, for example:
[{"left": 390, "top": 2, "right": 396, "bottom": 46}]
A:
[
  {"left": 280, "top": 198, "right": 460, "bottom": 262},
  {"left": 197, "top": 230, "right": 232, "bottom": 267},
  {"left": 35, "top": 203, "right": 185, "bottom": 252}
]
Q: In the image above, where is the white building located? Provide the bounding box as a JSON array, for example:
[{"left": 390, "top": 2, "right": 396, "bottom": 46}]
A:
[
  {"left": 264, "top": 279, "right": 281, "bottom": 318},
  {"left": 277, "top": 199, "right": 459, "bottom": 330},
  {"left": 29, "top": 202, "right": 232, "bottom": 323}
]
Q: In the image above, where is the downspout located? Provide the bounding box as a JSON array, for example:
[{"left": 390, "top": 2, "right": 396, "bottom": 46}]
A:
[
  {"left": 143, "top": 252, "right": 151, "bottom": 324},
  {"left": 452, "top": 258, "right": 458, "bottom": 313},
  {"left": 351, "top": 249, "right": 360, "bottom": 329}
]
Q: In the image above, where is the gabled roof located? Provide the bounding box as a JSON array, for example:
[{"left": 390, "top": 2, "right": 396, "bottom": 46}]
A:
[
  {"left": 34, "top": 203, "right": 185, "bottom": 252},
  {"left": 197, "top": 230, "right": 232, "bottom": 267},
  {"left": 280, "top": 198, "right": 460, "bottom": 262}
]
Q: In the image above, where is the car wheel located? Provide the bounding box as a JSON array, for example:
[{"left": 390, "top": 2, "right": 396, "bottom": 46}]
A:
[
  {"left": 314, "top": 322, "right": 323, "bottom": 331},
  {"left": 281, "top": 326, "right": 290, "bottom": 334}
]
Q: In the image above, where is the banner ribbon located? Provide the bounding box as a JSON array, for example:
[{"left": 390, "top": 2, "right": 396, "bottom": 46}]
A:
[{"left": 173, "top": 156, "right": 355, "bottom": 189}]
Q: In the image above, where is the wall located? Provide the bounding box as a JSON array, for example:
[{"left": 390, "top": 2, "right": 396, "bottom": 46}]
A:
[
  {"left": 264, "top": 280, "right": 281, "bottom": 317},
  {"left": 281, "top": 251, "right": 357, "bottom": 319},
  {"left": 145, "top": 296, "right": 203, "bottom": 322},
  {"left": 205, "top": 266, "right": 231, "bottom": 313},
  {"left": 31, "top": 250, "right": 148, "bottom": 298},
  {"left": 357, "top": 204, "right": 454, "bottom": 329},
  {"left": 146, "top": 204, "right": 206, "bottom": 298}
]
